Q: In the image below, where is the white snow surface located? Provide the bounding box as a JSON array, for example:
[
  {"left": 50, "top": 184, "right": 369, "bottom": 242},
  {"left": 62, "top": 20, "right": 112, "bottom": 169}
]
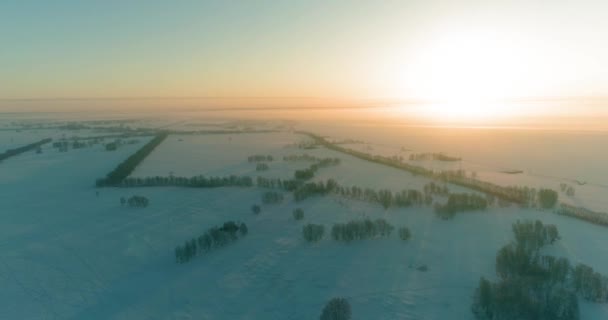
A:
[{"left": 1, "top": 128, "right": 607, "bottom": 319}]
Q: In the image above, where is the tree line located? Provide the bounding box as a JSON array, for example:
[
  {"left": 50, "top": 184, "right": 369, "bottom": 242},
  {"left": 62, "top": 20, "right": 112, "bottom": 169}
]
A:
[
  {"left": 298, "top": 131, "right": 560, "bottom": 207},
  {"left": 409, "top": 152, "right": 461, "bottom": 162},
  {"left": 434, "top": 193, "right": 488, "bottom": 219},
  {"left": 292, "top": 179, "right": 432, "bottom": 210},
  {"left": 294, "top": 157, "right": 341, "bottom": 180},
  {"left": 175, "top": 221, "right": 248, "bottom": 264},
  {"left": 283, "top": 154, "right": 338, "bottom": 162},
  {"left": 96, "top": 133, "right": 168, "bottom": 186},
  {"left": 247, "top": 154, "right": 273, "bottom": 162},
  {"left": 330, "top": 219, "right": 395, "bottom": 242},
  {"left": 556, "top": 204, "right": 608, "bottom": 227},
  {"left": 112, "top": 175, "right": 254, "bottom": 188},
  {"left": 121, "top": 195, "right": 149, "bottom": 208},
  {"left": 0, "top": 138, "right": 52, "bottom": 162}
]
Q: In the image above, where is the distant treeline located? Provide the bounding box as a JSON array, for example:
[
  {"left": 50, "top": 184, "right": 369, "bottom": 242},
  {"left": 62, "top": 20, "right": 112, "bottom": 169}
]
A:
[
  {"left": 294, "top": 157, "right": 341, "bottom": 180},
  {"left": 112, "top": 175, "right": 254, "bottom": 188},
  {"left": 293, "top": 179, "right": 431, "bottom": 209},
  {"left": 556, "top": 203, "right": 608, "bottom": 227},
  {"left": 283, "top": 154, "right": 335, "bottom": 162},
  {"left": 298, "top": 131, "right": 559, "bottom": 207},
  {"left": 175, "top": 221, "right": 248, "bottom": 264},
  {"left": 247, "top": 154, "right": 273, "bottom": 162},
  {"left": 409, "top": 152, "right": 461, "bottom": 162},
  {"left": 0, "top": 138, "right": 52, "bottom": 162},
  {"left": 257, "top": 176, "right": 433, "bottom": 209},
  {"left": 303, "top": 219, "right": 411, "bottom": 243},
  {"left": 96, "top": 133, "right": 168, "bottom": 186},
  {"left": 472, "top": 220, "right": 608, "bottom": 320}
]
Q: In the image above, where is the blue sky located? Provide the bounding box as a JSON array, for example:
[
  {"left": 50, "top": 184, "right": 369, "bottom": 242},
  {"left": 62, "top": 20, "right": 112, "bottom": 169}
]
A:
[{"left": 1, "top": 1, "right": 607, "bottom": 107}]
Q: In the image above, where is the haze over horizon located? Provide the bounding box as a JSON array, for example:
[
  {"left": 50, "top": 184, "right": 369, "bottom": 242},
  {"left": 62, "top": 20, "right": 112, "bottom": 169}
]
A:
[{"left": 2, "top": 1, "right": 608, "bottom": 125}]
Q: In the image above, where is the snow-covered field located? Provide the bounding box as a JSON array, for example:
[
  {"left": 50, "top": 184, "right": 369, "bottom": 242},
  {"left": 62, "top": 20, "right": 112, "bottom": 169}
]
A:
[{"left": 2, "top": 123, "right": 608, "bottom": 319}]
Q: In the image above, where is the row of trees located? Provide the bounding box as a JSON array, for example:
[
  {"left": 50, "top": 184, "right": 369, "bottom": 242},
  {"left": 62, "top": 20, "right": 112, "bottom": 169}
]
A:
[
  {"left": 283, "top": 154, "right": 326, "bottom": 162},
  {"left": 333, "top": 184, "right": 431, "bottom": 209},
  {"left": 256, "top": 176, "right": 303, "bottom": 191},
  {"left": 175, "top": 221, "right": 248, "bottom": 264},
  {"left": 302, "top": 131, "right": 563, "bottom": 209},
  {"left": 330, "top": 219, "right": 394, "bottom": 242},
  {"left": 262, "top": 191, "right": 284, "bottom": 204},
  {"left": 114, "top": 175, "right": 254, "bottom": 188},
  {"left": 434, "top": 193, "right": 488, "bottom": 219},
  {"left": 294, "top": 157, "right": 341, "bottom": 180},
  {"left": 120, "top": 195, "right": 149, "bottom": 208},
  {"left": 409, "top": 152, "right": 461, "bottom": 162},
  {"left": 291, "top": 178, "right": 432, "bottom": 210},
  {"left": 556, "top": 204, "right": 608, "bottom": 227},
  {"left": 303, "top": 224, "right": 325, "bottom": 242},
  {"left": 96, "top": 133, "right": 168, "bottom": 186},
  {"left": 300, "top": 132, "right": 524, "bottom": 203},
  {"left": 247, "top": 154, "right": 273, "bottom": 162},
  {"left": 0, "top": 138, "right": 52, "bottom": 162},
  {"left": 423, "top": 182, "right": 450, "bottom": 196}
]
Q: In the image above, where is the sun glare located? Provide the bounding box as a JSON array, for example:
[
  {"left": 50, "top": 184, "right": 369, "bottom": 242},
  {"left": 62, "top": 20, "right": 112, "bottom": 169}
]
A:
[{"left": 403, "top": 29, "right": 528, "bottom": 121}]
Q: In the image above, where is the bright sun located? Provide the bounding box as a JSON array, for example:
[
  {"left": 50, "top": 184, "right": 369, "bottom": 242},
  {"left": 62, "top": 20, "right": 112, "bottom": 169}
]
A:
[{"left": 402, "top": 30, "right": 528, "bottom": 121}]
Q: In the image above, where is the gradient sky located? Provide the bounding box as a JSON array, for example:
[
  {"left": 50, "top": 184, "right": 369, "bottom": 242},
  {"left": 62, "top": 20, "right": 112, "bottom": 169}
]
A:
[{"left": 1, "top": 1, "right": 608, "bottom": 110}]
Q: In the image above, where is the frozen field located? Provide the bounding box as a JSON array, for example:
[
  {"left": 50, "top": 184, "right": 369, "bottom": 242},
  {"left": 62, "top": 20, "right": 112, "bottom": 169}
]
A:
[{"left": 1, "top": 126, "right": 608, "bottom": 319}]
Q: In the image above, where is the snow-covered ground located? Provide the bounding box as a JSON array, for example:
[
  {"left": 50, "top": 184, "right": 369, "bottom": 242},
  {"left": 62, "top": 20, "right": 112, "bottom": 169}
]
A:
[{"left": 1, "top": 123, "right": 608, "bottom": 319}]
